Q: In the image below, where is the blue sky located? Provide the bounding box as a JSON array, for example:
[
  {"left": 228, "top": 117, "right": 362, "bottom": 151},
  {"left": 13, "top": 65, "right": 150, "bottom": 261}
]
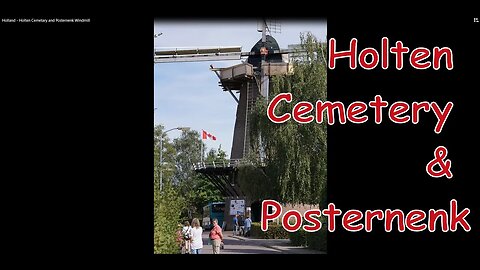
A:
[{"left": 154, "top": 20, "right": 327, "bottom": 157}]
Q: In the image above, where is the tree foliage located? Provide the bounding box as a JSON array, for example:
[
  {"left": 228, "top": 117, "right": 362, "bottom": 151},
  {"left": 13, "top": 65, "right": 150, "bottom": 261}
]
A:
[
  {"left": 154, "top": 126, "right": 226, "bottom": 253},
  {"left": 154, "top": 182, "right": 185, "bottom": 254},
  {"left": 249, "top": 33, "right": 328, "bottom": 206},
  {"left": 154, "top": 125, "right": 184, "bottom": 254},
  {"left": 173, "top": 130, "right": 203, "bottom": 194},
  {"left": 173, "top": 130, "right": 224, "bottom": 219}
]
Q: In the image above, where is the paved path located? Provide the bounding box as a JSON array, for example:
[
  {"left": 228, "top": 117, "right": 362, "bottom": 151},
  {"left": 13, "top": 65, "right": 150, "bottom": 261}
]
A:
[{"left": 199, "top": 231, "right": 325, "bottom": 254}]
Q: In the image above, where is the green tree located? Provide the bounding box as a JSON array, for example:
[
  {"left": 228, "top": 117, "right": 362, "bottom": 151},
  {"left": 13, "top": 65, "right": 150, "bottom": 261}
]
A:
[
  {"left": 154, "top": 124, "right": 184, "bottom": 254},
  {"left": 205, "top": 145, "right": 228, "bottom": 163},
  {"left": 249, "top": 33, "right": 327, "bottom": 207},
  {"left": 154, "top": 182, "right": 185, "bottom": 254},
  {"left": 173, "top": 131, "right": 224, "bottom": 219},
  {"left": 154, "top": 125, "right": 177, "bottom": 189},
  {"left": 172, "top": 130, "right": 202, "bottom": 188},
  {"left": 154, "top": 127, "right": 229, "bottom": 253}
]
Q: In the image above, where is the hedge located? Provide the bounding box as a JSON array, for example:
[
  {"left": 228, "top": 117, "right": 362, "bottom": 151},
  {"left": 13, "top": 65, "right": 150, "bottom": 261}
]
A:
[
  {"left": 289, "top": 229, "right": 307, "bottom": 246},
  {"left": 305, "top": 229, "right": 326, "bottom": 251},
  {"left": 250, "top": 222, "right": 289, "bottom": 239},
  {"left": 288, "top": 228, "right": 327, "bottom": 252},
  {"left": 250, "top": 221, "right": 327, "bottom": 252}
]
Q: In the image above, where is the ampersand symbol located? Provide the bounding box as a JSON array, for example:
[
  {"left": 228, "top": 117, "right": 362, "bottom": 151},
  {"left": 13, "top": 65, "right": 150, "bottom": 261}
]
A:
[{"left": 426, "top": 146, "right": 452, "bottom": 179}]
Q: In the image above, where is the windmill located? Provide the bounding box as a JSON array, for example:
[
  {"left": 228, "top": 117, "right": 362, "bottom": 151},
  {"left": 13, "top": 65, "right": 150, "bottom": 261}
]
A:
[
  {"left": 155, "top": 19, "right": 297, "bottom": 158},
  {"left": 154, "top": 19, "right": 301, "bottom": 201}
]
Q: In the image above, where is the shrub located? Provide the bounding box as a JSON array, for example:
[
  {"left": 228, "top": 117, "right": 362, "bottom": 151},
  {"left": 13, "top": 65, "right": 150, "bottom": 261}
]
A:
[
  {"left": 289, "top": 229, "right": 307, "bottom": 246},
  {"left": 154, "top": 184, "right": 185, "bottom": 254},
  {"left": 305, "top": 228, "right": 327, "bottom": 251},
  {"left": 250, "top": 222, "right": 289, "bottom": 239},
  {"left": 288, "top": 227, "right": 327, "bottom": 252}
]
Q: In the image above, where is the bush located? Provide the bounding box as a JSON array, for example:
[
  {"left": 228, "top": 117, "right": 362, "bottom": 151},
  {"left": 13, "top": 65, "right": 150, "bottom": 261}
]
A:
[
  {"left": 288, "top": 227, "right": 327, "bottom": 252},
  {"left": 154, "top": 184, "right": 185, "bottom": 254},
  {"left": 305, "top": 229, "right": 326, "bottom": 251},
  {"left": 289, "top": 229, "right": 307, "bottom": 246},
  {"left": 250, "top": 222, "right": 289, "bottom": 239},
  {"left": 249, "top": 220, "right": 327, "bottom": 253}
]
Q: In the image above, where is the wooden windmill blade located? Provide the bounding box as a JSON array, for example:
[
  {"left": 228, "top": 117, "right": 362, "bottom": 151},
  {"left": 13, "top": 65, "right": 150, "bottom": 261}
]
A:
[
  {"left": 154, "top": 46, "right": 243, "bottom": 63},
  {"left": 153, "top": 47, "right": 299, "bottom": 64},
  {"left": 154, "top": 19, "right": 303, "bottom": 64}
]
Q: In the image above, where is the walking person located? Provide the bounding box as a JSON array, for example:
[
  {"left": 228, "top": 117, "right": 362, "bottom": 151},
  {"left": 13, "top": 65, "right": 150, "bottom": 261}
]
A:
[
  {"left": 182, "top": 221, "right": 192, "bottom": 254},
  {"left": 233, "top": 214, "right": 239, "bottom": 236},
  {"left": 190, "top": 218, "right": 203, "bottom": 254},
  {"left": 244, "top": 216, "right": 252, "bottom": 237},
  {"left": 238, "top": 215, "right": 245, "bottom": 236},
  {"left": 209, "top": 218, "right": 224, "bottom": 254}
]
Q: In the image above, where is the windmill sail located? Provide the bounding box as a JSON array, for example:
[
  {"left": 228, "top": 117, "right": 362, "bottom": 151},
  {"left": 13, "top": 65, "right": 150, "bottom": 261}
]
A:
[{"left": 154, "top": 46, "right": 242, "bottom": 63}]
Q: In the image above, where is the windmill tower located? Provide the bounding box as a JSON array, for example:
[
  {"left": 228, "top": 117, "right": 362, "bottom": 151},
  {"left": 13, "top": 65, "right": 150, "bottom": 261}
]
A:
[
  {"left": 155, "top": 19, "right": 300, "bottom": 229},
  {"left": 154, "top": 19, "right": 296, "bottom": 204},
  {"left": 155, "top": 19, "right": 295, "bottom": 162},
  {"left": 212, "top": 19, "right": 293, "bottom": 160}
]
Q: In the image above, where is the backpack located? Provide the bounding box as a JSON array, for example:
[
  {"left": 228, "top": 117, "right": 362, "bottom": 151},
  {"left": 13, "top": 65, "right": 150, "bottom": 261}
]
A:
[{"left": 183, "top": 227, "right": 191, "bottom": 240}]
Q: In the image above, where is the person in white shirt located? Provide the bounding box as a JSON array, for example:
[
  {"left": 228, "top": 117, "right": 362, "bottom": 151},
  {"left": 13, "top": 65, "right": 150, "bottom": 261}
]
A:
[{"left": 190, "top": 218, "right": 203, "bottom": 254}]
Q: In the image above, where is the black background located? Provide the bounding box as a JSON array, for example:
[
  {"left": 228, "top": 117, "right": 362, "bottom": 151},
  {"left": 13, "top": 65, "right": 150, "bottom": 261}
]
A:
[
  {"left": 2, "top": 12, "right": 478, "bottom": 257},
  {"left": 328, "top": 15, "right": 479, "bottom": 255}
]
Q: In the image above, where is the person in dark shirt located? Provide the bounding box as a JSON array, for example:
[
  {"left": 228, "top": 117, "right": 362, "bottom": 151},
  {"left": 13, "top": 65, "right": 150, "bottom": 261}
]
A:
[{"left": 238, "top": 215, "right": 245, "bottom": 236}]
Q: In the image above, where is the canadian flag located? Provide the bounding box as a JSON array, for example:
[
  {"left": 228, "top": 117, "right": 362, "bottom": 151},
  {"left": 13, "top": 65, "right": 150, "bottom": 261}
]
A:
[{"left": 202, "top": 130, "right": 217, "bottom": 141}]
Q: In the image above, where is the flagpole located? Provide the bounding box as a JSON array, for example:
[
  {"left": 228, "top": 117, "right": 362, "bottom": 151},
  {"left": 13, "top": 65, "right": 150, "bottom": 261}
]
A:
[{"left": 200, "top": 131, "right": 203, "bottom": 165}]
